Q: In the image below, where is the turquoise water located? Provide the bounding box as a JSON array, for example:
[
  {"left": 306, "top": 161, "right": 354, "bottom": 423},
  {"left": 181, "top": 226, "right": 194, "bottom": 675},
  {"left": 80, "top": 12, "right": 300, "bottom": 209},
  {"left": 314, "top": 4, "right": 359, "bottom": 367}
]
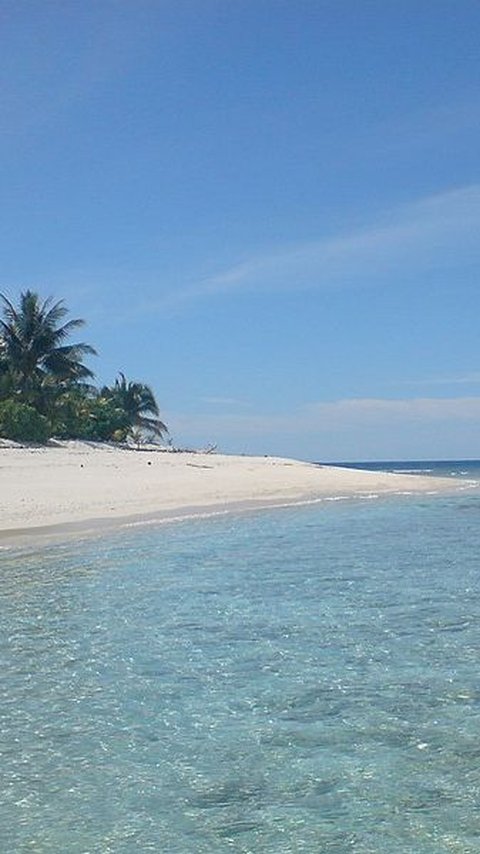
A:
[{"left": 2, "top": 468, "right": 480, "bottom": 852}]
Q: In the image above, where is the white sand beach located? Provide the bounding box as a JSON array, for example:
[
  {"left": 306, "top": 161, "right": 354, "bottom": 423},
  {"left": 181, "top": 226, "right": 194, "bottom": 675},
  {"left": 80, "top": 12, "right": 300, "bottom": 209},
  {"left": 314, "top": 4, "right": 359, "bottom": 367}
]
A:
[{"left": 0, "top": 441, "right": 472, "bottom": 545}]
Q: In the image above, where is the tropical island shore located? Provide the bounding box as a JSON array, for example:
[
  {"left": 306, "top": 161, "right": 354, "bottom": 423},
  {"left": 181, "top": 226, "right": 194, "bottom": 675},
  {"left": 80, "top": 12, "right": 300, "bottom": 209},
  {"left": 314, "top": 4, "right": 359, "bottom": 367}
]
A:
[{"left": 0, "top": 441, "right": 474, "bottom": 546}]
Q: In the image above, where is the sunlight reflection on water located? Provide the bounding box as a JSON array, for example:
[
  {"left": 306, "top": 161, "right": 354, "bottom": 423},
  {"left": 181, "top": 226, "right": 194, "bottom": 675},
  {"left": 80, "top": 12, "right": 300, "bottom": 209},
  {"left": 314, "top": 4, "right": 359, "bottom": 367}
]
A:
[{"left": 2, "top": 488, "right": 480, "bottom": 852}]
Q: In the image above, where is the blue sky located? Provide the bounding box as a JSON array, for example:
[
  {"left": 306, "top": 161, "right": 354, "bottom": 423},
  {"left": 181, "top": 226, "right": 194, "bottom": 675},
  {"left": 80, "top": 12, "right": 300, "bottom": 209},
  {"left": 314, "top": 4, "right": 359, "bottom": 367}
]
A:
[{"left": 2, "top": 0, "right": 480, "bottom": 459}]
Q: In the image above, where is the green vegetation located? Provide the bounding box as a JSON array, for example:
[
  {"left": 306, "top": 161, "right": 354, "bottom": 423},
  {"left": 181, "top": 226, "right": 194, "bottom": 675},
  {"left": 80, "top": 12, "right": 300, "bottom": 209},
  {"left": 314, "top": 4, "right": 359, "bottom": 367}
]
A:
[
  {"left": 0, "top": 399, "right": 50, "bottom": 443},
  {"left": 0, "top": 290, "right": 168, "bottom": 444}
]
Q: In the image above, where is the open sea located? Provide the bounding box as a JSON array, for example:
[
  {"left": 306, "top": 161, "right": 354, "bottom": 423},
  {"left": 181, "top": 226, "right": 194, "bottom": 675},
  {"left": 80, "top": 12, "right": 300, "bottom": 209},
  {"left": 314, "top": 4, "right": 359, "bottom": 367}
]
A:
[{"left": 2, "top": 461, "right": 480, "bottom": 853}]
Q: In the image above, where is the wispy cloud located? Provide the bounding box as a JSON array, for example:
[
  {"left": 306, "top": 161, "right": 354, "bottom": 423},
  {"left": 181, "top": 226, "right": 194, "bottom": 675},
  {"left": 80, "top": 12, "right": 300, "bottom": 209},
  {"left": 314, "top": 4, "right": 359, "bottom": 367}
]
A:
[
  {"left": 368, "top": 94, "right": 480, "bottom": 156},
  {"left": 399, "top": 373, "right": 480, "bottom": 387},
  {"left": 173, "top": 396, "right": 480, "bottom": 438},
  {"left": 199, "top": 396, "right": 251, "bottom": 408},
  {"left": 38, "top": 182, "right": 480, "bottom": 324},
  {"left": 170, "top": 395, "right": 480, "bottom": 459},
  {"left": 150, "top": 183, "right": 480, "bottom": 313},
  {"left": 1, "top": 6, "right": 158, "bottom": 140}
]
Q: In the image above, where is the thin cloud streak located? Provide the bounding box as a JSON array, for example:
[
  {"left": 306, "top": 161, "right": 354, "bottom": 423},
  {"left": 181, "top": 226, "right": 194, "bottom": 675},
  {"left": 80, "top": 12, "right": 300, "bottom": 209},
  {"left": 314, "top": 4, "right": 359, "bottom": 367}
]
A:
[
  {"left": 171, "top": 396, "right": 480, "bottom": 438},
  {"left": 200, "top": 396, "right": 251, "bottom": 408},
  {"left": 49, "top": 182, "right": 480, "bottom": 323},
  {"left": 168, "top": 396, "right": 480, "bottom": 459},
  {"left": 151, "top": 183, "right": 480, "bottom": 313},
  {"left": 369, "top": 93, "right": 480, "bottom": 156},
  {"left": 399, "top": 373, "right": 480, "bottom": 387}
]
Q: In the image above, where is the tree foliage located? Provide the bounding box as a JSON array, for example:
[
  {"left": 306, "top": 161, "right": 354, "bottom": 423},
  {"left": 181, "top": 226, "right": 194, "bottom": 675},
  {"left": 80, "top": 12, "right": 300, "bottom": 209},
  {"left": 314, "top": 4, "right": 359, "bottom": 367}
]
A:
[
  {"left": 0, "top": 291, "right": 96, "bottom": 395},
  {"left": 0, "top": 399, "right": 50, "bottom": 443},
  {"left": 101, "top": 373, "right": 168, "bottom": 440},
  {"left": 0, "top": 291, "right": 168, "bottom": 445}
]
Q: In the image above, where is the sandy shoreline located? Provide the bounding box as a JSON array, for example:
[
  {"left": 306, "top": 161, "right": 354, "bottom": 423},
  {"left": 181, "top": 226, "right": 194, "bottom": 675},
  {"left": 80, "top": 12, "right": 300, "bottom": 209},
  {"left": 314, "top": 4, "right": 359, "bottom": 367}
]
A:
[{"left": 0, "top": 441, "right": 475, "bottom": 546}]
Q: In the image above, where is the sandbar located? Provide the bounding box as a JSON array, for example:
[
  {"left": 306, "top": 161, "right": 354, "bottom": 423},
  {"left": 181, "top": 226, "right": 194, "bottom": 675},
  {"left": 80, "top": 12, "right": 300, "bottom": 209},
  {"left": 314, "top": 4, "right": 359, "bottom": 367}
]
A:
[{"left": 0, "top": 441, "right": 475, "bottom": 546}]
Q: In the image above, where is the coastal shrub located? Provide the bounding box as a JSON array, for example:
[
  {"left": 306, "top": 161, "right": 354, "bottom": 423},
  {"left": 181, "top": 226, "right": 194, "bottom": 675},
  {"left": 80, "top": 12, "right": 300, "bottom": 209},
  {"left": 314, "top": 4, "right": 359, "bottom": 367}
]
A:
[
  {"left": 0, "top": 399, "right": 51, "bottom": 443},
  {"left": 80, "top": 397, "right": 130, "bottom": 441},
  {"left": 51, "top": 394, "right": 130, "bottom": 442},
  {"left": 50, "top": 390, "right": 96, "bottom": 440}
]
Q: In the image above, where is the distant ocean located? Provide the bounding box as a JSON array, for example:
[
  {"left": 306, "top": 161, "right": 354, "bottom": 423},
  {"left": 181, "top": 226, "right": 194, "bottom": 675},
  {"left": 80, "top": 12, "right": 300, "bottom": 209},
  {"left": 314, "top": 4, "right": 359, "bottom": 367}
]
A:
[
  {"left": 2, "top": 461, "right": 480, "bottom": 852},
  {"left": 325, "top": 458, "right": 480, "bottom": 480}
]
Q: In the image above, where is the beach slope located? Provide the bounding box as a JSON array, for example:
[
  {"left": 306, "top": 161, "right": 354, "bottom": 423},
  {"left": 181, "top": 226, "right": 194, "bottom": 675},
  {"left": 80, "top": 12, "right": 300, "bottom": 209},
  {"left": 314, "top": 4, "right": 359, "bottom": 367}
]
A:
[{"left": 0, "top": 442, "right": 470, "bottom": 544}]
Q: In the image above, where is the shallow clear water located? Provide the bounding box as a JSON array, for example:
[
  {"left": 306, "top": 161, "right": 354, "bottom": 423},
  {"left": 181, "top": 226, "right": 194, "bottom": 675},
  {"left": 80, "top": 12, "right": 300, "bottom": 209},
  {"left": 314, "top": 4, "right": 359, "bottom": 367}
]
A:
[{"left": 2, "top": 470, "right": 480, "bottom": 852}]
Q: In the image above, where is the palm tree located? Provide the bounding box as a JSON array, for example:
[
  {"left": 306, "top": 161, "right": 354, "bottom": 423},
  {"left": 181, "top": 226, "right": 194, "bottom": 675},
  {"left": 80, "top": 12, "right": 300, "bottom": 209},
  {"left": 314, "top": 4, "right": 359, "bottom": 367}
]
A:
[
  {"left": 0, "top": 290, "right": 96, "bottom": 406},
  {"left": 102, "top": 372, "right": 168, "bottom": 441}
]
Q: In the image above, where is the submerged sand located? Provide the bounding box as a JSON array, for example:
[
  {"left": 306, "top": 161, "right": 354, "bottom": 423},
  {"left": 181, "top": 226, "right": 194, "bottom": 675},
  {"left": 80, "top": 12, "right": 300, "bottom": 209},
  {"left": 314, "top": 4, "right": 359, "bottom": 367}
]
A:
[{"left": 0, "top": 441, "right": 474, "bottom": 545}]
